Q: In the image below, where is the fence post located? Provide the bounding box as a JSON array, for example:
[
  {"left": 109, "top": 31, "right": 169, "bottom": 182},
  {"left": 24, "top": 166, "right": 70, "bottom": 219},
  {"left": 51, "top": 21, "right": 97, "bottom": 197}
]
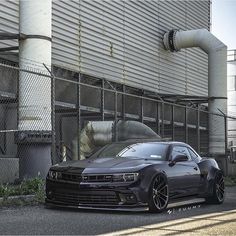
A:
[
  {"left": 185, "top": 106, "right": 188, "bottom": 143},
  {"left": 51, "top": 72, "right": 56, "bottom": 164},
  {"left": 101, "top": 79, "right": 105, "bottom": 121},
  {"left": 156, "top": 102, "right": 160, "bottom": 135},
  {"left": 77, "top": 73, "right": 81, "bottom": 160},
  {"left": 140, "top": 93, "right": 144, "bottom": 123},
  {"left": 161, "top": 102, "right": 165, "bottom": 137},
  {"left": 196, "top": 106, "right": 200, "bottom": 153},
  {"left": 224, "top": 115, "right": 228, "bottom": 157},
  {"left": 114, "top": 89, "right": 118, "bottom": 142},
  {"left": 122, "top": 85, "right": 125, "bottom": 120},
  {"left": 171, "top": 105, "right": 175, "bottom": 141}
]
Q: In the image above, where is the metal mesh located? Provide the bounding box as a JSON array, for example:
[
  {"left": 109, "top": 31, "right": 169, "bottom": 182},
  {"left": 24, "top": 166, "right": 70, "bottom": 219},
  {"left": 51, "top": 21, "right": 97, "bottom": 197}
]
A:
[{"left": 0, "top": 61, "right": 235, "bottom": 183}]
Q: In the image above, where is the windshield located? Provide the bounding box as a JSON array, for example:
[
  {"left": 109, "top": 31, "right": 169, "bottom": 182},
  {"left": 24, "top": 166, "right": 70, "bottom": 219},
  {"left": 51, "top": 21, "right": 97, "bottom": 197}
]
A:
[{"left": 96, "top": 142, "right": 168, "bottom": 160}]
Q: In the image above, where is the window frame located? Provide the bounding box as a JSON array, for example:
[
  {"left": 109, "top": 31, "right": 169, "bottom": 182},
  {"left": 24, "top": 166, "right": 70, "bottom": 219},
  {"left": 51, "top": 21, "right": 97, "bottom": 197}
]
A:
[
  {"left": 169, "top": 145, "right": 192, "bottom": 162},
  {"left": 187, "top": 147, "right": 202, "bottom": 163}
]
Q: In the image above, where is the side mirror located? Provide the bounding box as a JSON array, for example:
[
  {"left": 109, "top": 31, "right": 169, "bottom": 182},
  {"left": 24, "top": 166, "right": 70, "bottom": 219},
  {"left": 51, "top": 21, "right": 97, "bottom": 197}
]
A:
[
  {"left": 169, "top": 154, "right": 188, "bottom": 166},
  {"left": 174, "top": 154, "right": 188, "bottom": 162}
]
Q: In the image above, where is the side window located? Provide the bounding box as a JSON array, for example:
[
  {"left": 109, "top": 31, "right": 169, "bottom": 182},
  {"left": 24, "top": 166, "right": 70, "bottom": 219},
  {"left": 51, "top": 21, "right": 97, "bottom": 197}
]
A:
[
  {"left": 188, "top": 148, "right": 202, "bottom": 163},
  {"left": 171, "top": 146, "right": 191, "bottom": 161}
]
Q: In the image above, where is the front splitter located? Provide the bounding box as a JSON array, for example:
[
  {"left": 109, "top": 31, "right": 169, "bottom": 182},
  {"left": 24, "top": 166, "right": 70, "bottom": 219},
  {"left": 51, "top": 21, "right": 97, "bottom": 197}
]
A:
[
  {"left": 45, "top": 198, "right": 206, "bottom": 212},
  {"left": 45, "top": 200, "right": 149, "bottom": 212}
]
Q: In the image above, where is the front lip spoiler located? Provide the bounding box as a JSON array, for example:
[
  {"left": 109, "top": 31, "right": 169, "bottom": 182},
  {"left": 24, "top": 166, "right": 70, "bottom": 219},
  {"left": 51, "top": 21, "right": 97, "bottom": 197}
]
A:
[
  {"left": 45, "top": 200, "right": 149, "bottom": 212},
  {"left": 45, "top": 198, "right": 206, "bottom": 212}
]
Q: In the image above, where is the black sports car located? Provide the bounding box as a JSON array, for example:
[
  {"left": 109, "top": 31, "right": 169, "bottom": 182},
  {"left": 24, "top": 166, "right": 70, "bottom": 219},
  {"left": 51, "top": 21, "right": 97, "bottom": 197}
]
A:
[{"left": 45, "top": 140, "right": 225, "bottom": 212}]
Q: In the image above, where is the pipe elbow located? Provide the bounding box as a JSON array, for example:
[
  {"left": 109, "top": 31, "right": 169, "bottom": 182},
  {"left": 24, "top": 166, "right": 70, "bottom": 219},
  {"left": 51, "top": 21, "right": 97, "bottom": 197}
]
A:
[{"left": 163, "top": 29, "right": 227, "bottom": 53}]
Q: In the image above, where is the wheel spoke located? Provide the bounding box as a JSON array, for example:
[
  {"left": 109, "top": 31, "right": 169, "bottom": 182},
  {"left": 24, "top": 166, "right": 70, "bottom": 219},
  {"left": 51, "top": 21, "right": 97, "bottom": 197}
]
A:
[
  {"left": 157, "top": 183, "right": 166, "bottom": 191},
  {"left": 159, "top": 195, "right": 167, "bottom": 202},
  {"left": 158, "top": 191, "right": 168, "bottom": 198},
  {"left": 158, "top": 184, "right": 167, "bottom": 192},
  {"left": 219, "top": 186, "right": 224, "bottom": 192},
  {"left": 219, "top": 178, "right": 224, "bottom": 185},
  {"left": 153, "top": 196, "right": 161, "bottom": 209},
  {"left": 151, "top": 176, "right": 168, "bottom": 210},
  {"left": 157, "top": 198, "right": 162, "bottom": 209},
  {"left": 216, "top": 176, "right": 224, "bottom": 201}
]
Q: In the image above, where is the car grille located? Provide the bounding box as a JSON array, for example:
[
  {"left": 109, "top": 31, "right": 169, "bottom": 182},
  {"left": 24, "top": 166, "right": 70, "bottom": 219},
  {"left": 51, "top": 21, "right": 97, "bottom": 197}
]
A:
[
  {"left": 82, "top": 175, "right": 112, "bottom": 182},
  {"left": 59, "top": 173, "right": 82, "bottom": 182},
  {"left": 51, "top": 190, "right": 120, "bottom": 205},
  {"left": 57, "top": 173, "right": 113, "bottom": 183}
]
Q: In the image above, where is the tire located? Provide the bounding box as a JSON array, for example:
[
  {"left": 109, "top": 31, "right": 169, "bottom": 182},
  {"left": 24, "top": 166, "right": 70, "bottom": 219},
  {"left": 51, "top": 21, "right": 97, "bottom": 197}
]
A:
[
  {"left": 206, "top": 173, "right": 225, "bottom": 204},
  {"left": 148, "top": 174, "right": 169, "bottom": 213}
]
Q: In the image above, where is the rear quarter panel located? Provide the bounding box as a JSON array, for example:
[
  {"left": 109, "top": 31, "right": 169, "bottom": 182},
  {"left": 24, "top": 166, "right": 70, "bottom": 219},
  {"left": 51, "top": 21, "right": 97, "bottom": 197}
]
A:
[{"left": 198, "top": 158, "right": 222, "bottom": 197}]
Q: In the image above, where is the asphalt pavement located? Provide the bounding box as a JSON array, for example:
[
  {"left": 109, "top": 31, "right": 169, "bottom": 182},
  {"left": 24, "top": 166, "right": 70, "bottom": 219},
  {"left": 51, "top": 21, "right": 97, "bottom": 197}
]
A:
[{"left": 0, "top": 187, "right": 236, "bottom": 235}]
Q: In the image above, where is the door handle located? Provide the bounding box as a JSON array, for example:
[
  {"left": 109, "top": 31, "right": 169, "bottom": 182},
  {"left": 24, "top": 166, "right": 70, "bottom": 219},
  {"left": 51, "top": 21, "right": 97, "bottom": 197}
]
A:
[{"left": 193, "top": 167, "right": 198, "bottom": 171}]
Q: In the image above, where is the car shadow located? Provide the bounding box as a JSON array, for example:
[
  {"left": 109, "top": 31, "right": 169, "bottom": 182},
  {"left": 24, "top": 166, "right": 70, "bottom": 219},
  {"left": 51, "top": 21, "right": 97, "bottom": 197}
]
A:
[{"left": 44, "top": 186, "right": 236, "bottom": 235}]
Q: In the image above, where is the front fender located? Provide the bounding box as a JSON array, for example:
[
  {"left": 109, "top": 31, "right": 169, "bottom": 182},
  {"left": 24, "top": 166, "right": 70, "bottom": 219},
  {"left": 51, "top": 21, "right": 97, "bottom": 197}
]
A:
[{"left": 138, "top": 165, "right": 167, "bottom": 202}]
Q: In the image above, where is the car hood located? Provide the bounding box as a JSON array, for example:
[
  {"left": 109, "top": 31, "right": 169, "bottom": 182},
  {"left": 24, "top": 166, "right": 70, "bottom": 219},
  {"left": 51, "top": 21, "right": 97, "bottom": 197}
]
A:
[{"left": 51, "top": 157, "right": 164, "bottom": 173}]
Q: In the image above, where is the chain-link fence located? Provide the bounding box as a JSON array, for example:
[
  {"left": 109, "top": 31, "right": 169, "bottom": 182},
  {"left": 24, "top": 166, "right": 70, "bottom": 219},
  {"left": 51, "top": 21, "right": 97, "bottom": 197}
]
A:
[{"left": 0, "top": 61, "right": 236, "bottom": 184}]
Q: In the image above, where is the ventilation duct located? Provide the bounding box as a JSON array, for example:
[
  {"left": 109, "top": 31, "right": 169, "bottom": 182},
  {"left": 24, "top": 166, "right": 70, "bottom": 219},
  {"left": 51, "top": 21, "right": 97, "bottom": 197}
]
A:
[
  {"left": 78, "top": 120, "right": 160, "bottom": 160},
  {"left": 163, "top": 29, "right": 227, "bottom": 154}
]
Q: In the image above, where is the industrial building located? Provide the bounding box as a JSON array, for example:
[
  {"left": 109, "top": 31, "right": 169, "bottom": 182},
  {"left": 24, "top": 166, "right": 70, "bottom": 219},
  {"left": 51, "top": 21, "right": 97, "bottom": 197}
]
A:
[{"left": 0, "top": 0, "right": 234, "bottom": 182}]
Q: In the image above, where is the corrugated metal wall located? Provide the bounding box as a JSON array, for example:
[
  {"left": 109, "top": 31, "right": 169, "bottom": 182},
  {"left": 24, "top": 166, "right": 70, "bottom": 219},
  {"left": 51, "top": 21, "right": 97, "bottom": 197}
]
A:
[
  {"left": 0, "top": 0, "right": 210, "bottom": 96},
  {"left": 0, "top": 0, "right": 18, "bottom": 49}
]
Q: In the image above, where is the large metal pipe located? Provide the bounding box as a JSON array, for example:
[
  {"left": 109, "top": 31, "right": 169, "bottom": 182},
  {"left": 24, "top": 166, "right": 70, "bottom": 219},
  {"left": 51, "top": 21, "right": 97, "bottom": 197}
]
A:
[
  {"left": 78, "top": 120, "right": 160, "bottom": 159},
  {"left": 163, "top": 29, "right": 227, "bottom": 154},
  {"left": 18, "top": 0, "right": 52, "bottom": 179}
]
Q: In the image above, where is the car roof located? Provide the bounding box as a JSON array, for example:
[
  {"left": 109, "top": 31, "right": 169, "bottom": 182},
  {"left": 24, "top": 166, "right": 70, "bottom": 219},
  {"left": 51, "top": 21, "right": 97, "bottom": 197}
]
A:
[{"left": 114, "top": 139, "right": 189, "bottom": 146}]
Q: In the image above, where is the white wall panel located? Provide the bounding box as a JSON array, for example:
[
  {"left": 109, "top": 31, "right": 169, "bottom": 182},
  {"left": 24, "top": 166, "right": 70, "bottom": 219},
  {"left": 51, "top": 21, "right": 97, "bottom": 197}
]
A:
[{"left": 0, "top": 0, "right": 210, "bottom": 96}]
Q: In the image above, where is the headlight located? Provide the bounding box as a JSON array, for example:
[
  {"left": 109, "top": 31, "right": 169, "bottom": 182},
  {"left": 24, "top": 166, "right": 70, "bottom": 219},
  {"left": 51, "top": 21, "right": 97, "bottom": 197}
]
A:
[
  {"left": 81, "top": 173, "right": 139, "bottom": 183},
  {"left": 48, "top": 170, "right": 61, "bottom": 180},
  {"left": 113, "top": 173, "right": 139, "bottom": 182}
]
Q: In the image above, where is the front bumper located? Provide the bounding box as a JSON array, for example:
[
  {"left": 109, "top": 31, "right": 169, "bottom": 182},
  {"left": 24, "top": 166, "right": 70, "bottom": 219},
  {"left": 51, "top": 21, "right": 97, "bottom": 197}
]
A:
[{"left": 45, "top": 178, "right": 148, "bottom": 210}]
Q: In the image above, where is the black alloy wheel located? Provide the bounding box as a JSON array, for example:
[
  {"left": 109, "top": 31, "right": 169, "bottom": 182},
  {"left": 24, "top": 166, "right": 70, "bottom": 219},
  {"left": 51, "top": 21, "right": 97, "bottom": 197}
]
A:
[
  {"left": 149, "top": 174, "right": 169, "bottom": 212},
  {"left": 215, "top": 173, "right": 225, "bottom": 203},
  {"left": 207, "top": 173, "right": 225, "bottom": 204}
]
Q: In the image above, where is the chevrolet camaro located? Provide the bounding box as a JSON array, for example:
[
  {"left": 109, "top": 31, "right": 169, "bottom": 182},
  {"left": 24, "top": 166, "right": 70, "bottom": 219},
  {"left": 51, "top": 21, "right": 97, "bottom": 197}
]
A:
[{"left": 45, "top": 140, "right": 225, "bottom": 212}]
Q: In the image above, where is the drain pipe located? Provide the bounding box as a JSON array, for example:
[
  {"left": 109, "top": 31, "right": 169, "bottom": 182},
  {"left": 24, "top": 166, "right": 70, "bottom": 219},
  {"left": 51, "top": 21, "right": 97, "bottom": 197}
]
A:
[
  {"left": 163, "top": 29, "right": 227, "bottom": 154},
  {"left": 78, "top": 120, "right": 160, "bottom": 160},
  {"left": 18, "top": 0, "right": 52, "bottom": 179}
]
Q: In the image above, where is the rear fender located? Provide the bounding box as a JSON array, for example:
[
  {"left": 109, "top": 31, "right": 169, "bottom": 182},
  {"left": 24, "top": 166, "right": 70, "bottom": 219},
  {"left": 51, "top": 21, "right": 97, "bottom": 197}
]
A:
[
  {"left": 198, "top": 158, "right": 221, "bottom": 197},
  {"left": 207, "top": 167, "right": 223, "bottom": 196}
]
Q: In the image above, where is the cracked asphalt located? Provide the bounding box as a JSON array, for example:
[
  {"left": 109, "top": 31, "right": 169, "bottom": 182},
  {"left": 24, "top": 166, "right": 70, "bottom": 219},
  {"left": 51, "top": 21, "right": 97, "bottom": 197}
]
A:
[{"left": 0, "top": 187, "right": 236, "bottom": 235}]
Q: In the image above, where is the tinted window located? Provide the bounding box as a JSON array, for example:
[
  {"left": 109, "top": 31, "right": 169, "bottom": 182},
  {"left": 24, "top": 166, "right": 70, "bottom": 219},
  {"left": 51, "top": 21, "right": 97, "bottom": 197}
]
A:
[
  {"left": 188, "top": 148, "right": 202, "bottom": 163},
  {"left": 97, "top": 143, "right": 129, "bottom": 157},
  {"left": 171, "top": 146, "right": 191, "bottom": 161},
  {"left": 97, "top": 143, "right": 168, "bottom": 160}
]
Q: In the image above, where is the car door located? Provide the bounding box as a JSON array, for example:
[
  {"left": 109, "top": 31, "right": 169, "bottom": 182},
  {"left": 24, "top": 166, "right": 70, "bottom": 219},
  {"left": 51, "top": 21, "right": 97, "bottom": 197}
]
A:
[{"left": 167, "top": 145, "right": 201, "bottom": 198}]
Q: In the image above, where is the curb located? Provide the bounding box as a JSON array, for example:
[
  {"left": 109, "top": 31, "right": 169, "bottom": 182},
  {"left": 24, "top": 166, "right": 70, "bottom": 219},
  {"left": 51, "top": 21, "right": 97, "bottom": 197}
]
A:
[{"left": 0, "top": 194, "right": 36, "bottom": 205}]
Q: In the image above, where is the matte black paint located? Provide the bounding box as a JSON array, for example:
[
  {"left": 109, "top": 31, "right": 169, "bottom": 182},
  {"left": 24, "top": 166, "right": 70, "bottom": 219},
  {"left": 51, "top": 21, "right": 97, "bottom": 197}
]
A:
[{"left": 45, "top": 141, "right": 223, "bottom": 209}]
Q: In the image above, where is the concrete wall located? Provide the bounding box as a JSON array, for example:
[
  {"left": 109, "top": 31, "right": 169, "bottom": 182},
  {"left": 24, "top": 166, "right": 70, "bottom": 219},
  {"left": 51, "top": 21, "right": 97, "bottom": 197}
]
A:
[{"left": 0, "top": 157, "right": 19, "bottom": 184}]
